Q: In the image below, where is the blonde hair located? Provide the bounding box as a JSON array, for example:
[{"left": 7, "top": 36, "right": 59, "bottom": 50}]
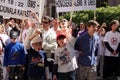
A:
[
  {"left": 0, "top": 24, "right": 5, "bottom": 34},
  {"left": 0, "top": 24, "right": 4, "bottom": 28}
]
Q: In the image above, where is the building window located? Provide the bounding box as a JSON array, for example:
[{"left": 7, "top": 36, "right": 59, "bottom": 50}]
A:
[{"left": 49, "top": 3, "right": 56, "bottom": 18}]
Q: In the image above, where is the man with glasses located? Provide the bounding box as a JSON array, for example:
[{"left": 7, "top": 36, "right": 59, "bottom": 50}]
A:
[
  {"left": 41, "top": 16, "right": 57, "bottom": 80},
  {"left": 51, "top": 18, "right": 60, "bottom": 32},
  {"left": 29, "top": 15, "right": 57, "bottom": 80}
]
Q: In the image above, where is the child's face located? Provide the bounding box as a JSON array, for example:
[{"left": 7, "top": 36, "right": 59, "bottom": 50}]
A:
[
  {"left": 11, "top": 38, "right": 18, "bottom": 43},
  {"left": 100, "top": 28, "right": 105, "bottom": 36},
  {"left": 57, "top": 38, "right": 67, "bottom": 47},
  {"left": 87, "top": 25, "right": 98, "bottom": 33},
  {"left": 32, "top": 42, "right": 42, "bottom": 52},
  {"left": 112, "top": 24, "right": 119, "bottom": 31}
]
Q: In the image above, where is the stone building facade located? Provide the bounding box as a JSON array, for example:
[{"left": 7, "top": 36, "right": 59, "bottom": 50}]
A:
[
  {"left": 44, "top": 0, "right": 56, "bottom": 17},
  {"left": 108, "top": 0, "right": 120, "bottom": 6}
]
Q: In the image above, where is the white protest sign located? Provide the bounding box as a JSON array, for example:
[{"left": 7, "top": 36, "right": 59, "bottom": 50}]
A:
[
  {"left": 39, "top": 0, "right": 45, "bottom": 22},
  {"left": 55, "top": 0, "right": 96, "bottom": 12},
  {"left": 0, "top": 0, "right": 43, "bottom": 20}
]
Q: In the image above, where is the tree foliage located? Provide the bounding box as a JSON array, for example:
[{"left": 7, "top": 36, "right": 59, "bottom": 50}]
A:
[{"left": 59, "top": 5, "right": 120, "bottom": 26}]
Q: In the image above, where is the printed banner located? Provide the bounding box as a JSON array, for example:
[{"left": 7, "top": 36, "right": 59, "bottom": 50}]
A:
[
  {"left": 0, "top": 0, "right": 43, "bottom": 20},
  {"left": 55, "top": 0, "right": 96, "bottom": 12}
]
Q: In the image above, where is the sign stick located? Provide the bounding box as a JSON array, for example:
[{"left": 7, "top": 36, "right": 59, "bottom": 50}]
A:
[
  {"left": 94, "top": 0, "right": 96, "bottom": 21},
  {"left": 70, "top": 0, "right": 75, "bottom": 22},
  {"left": 94, "top": 8, "right": 96, "bottom": 20},
  {"left": 57, "top": 12, "right": 59, "bottom": 19},
  {"left": 55, "top": 2, "right": 59, "bottom": 19}
]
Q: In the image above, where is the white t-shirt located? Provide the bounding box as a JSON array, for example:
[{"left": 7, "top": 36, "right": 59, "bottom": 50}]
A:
[
  {"left": 22, "top": 28, "right": 30, "bottom": 44},
  {"left": 0, "top": 41, "right": 2, "bottom": 50},
  {"left": 42, "top": 29, "right": 57, "bottom": 57},
  {"left": 54, "top": 37, "right": 78, "bottom": 73},
  {"left": 42, "top": 29, "right": 52, "bottom": 42},
  {"left": 98, "top": 36, "right": 106, "bottom": 56},
  {"left": 50, "top": 26, "right": 61, "bottom": 32},
  {"left": 0, "top": 34, "right": 10, "bottom": 45},
  {"left": 24, "top": 28, "right": 35, "bottom": 49},
  {"left": 103, "top": 31, "right": 120, "bottom": 57},
  {"left": 5, "top": 26, "right": 12, "bottom": 36}
]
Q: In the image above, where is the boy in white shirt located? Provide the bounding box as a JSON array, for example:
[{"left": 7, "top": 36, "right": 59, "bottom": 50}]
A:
[
  {"left": 53, "top": 34, "right": 78, "bottom": 80},
  {"left": 103, "top": 20, "right": 120, "bottom": 79}
]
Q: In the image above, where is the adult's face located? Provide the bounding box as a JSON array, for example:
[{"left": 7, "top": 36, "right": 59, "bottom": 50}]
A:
[
  {"left": 53, "top": 19, "right": 59, "bottom": 26},
  {"left": 42, "top": 19, "right": 50, "bottom": 30},
  {"left": 10, "top": 19, "right": 15, "bottom": 24},
  {"left": 60, "top": 22, "right": 68, "bottom": 29},
  {"left": 24, "top": 19, "right": 31, "bottom": 29},
  {"left": 80, "top": 23, "right": 85, "bottom": 30}
]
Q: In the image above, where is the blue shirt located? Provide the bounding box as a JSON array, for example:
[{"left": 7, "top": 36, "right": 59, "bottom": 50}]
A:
[
  {"left": 3, "top": 41, "right": 26, "bottom": 66},
  {"left": 74, "top": 32, "right": 99, "bottom": 66}
]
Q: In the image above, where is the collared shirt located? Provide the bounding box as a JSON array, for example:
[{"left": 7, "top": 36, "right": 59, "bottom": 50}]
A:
[{"left": 74, "top": 32, "right": 99, "bottom": 66}]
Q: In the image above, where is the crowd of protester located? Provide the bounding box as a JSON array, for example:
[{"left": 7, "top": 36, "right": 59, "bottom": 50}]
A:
[{"left": 0, "top": 12, "right": 120, "bottom": 80}]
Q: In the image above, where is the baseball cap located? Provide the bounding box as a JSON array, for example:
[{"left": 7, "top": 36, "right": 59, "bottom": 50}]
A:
[
  {"left": 10, "top": 30, "right": 19, "bottom": 39},
  {"left": 56, "top": 34, "right": 66, "bottom": 40}
]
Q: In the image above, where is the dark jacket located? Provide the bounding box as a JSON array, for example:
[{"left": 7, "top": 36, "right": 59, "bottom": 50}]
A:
[{"left": 27, "top": 48, "right": 48, "bottom": 77}]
